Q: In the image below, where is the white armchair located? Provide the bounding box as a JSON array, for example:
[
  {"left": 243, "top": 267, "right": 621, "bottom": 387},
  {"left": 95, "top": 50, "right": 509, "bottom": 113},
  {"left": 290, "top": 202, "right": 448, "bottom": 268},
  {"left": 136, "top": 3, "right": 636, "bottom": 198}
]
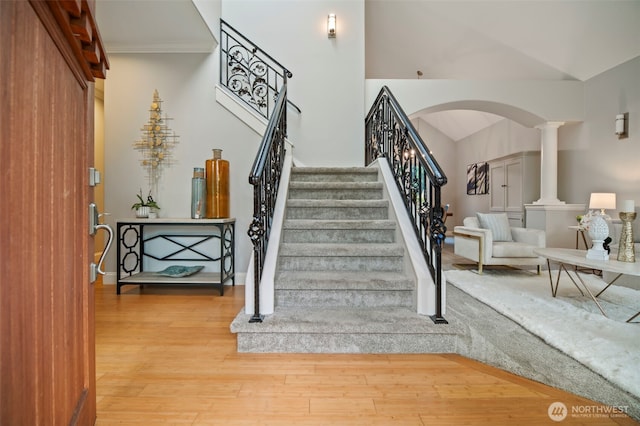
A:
[{"left": 453, "top": 214, "right": 546, "bottom": 274}]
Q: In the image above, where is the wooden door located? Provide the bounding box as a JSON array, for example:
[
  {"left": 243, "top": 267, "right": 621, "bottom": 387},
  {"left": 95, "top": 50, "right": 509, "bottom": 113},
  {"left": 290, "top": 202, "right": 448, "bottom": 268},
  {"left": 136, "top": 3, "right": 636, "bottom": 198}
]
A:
[{"left": 0, "top": 1, "right": 108, "bottom": 424}]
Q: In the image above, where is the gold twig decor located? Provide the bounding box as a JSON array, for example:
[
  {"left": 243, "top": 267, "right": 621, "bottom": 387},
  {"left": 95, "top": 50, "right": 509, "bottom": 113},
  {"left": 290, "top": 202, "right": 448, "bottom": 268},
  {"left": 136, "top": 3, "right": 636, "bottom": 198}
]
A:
[{"left": 133, "top": 89, "right": 179, "bottom": 186}]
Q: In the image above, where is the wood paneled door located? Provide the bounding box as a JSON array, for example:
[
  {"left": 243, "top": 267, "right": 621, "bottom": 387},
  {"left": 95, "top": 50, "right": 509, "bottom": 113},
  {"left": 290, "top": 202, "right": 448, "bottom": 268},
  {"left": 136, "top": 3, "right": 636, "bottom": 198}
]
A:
[{"left": 1, "top": 1, "right": 108, "bottom": 424}]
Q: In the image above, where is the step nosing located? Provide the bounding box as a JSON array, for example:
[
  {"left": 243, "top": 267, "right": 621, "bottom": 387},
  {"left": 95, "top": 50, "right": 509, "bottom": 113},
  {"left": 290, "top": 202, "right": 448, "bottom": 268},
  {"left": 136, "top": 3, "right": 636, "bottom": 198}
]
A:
[
  {"left": 287, "top": 199, "right": 388, "bottom": 206},
  {"left": 280, "top": 243, "right": 403, "bottom": 251},
  {"left": 283, "top": 220, "right": 396, "bottom": 229},
  {"left": 289, "top": 182, "right": 382, "bottom": 187},
  {"left": 231, "top": 307, "right": 460, "bottom": 334},
  {"left": 291, "top": 167, "right": 377, "bottom": 173}
]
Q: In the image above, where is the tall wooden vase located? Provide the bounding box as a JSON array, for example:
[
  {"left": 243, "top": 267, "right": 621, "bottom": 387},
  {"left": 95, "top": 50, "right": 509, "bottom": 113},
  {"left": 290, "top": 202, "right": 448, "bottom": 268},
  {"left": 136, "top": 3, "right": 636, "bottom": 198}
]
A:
[{"left": 205, "top": 149, "right": 230, "bottom": 218}]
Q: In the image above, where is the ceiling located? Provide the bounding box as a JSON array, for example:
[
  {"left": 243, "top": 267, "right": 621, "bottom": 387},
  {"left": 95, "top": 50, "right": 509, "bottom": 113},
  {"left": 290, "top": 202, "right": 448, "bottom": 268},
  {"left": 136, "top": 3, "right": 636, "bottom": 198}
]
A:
[
  {"left": 95, "top": 0, "right": 640, "bottom": 141},
  {"left": 95, "top": 0, "right": 215, "bottom": 53}
]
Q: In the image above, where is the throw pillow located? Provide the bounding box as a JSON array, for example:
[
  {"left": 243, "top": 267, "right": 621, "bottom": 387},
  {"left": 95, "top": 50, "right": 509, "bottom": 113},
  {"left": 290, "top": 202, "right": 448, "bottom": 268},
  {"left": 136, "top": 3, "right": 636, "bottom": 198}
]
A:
[
  {"left": 476, "top": 212, "right": 513, "bottom": 242},
  {"left": 156, "top": 265, "right": 204, "bottom": 277}
]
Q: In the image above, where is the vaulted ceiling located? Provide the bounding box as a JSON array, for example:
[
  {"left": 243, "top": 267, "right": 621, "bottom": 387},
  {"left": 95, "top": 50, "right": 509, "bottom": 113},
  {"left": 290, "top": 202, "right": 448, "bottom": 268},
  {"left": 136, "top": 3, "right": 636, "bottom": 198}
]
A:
[
  {"left": 365, "top": 0, "right": 640, "bottom": 139},
  {"left": 95, "top": 0, "right": 640, "bottom": 140}
]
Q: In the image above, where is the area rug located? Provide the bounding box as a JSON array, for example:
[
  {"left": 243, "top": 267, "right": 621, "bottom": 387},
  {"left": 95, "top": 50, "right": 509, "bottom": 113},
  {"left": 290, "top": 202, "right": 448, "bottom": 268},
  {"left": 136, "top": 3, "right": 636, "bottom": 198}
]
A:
[{"left": 445, "top": 268, "right": 640, "bottom": 398}]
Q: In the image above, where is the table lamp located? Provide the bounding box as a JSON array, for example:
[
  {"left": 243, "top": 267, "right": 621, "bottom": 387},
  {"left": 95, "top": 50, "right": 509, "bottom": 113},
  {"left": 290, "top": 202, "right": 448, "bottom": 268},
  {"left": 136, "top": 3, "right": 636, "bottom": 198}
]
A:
[{"left": 589, "top": 192, "right": 616, "bottom": 216}]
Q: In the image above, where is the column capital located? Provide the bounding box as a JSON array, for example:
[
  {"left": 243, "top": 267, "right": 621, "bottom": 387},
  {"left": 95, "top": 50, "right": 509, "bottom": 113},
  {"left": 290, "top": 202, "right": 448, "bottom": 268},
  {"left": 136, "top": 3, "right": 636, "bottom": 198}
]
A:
[{"left": 535, "top": 121, "right": 565, "bottom": 130}]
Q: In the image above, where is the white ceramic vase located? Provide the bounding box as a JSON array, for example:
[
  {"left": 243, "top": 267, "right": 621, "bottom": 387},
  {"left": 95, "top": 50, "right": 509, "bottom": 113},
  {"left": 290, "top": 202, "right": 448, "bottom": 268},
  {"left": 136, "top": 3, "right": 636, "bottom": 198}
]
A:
[{"left": 136, "top": 206, "right": 150, "bottom": 218}]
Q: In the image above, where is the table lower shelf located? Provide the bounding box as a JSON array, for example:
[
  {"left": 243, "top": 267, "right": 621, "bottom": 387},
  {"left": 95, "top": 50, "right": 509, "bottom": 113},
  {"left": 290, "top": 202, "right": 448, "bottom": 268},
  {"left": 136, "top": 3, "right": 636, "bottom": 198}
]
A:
[{"left": 117, "top": 272, "right": 232, "bottom": 295}]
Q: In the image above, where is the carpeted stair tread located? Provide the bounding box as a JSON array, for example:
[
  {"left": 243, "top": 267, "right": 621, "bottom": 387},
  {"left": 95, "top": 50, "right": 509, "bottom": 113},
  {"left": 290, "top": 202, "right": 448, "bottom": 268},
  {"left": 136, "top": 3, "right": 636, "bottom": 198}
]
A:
[
  {"left": 275, "top": 271, "right": 413, "bottom": 290},
  {"left": 289, "top": 181, "right": 383, "bottom": 190},
  {"left": 291, "top": 167, "right": 378, "bottom": 182},
  {"left": 231, "top": 306, "right": 459, "bottom": 335},
  {"left": 288, "top": 181, "right": 383, "bottom": 200},
  {"left": 291, "top": 167, "right": 376, "bottom": 174},
  {"left": 283, "top": 219, "right": 396, "bottom": 230},
  {"left": 279, "top": 243, "right": 404, "bottom": 257},
  {"left": 286, "top": 199, "right": 388, "bottom": 208}
]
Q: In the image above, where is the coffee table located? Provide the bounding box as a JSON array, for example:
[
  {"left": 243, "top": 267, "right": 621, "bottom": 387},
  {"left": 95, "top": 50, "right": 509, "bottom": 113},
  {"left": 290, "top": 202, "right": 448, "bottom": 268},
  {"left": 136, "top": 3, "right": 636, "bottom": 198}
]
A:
[{"left": 534, "top": 248, "right": 640, "bottom": 323}]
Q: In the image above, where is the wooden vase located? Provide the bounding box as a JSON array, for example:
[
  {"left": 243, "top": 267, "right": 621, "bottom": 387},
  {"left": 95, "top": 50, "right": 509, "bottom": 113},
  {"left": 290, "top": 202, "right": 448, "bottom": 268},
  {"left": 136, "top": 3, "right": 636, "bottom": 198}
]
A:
[{"left": 205, "top": 149, "right": 230, "bottom": 218}]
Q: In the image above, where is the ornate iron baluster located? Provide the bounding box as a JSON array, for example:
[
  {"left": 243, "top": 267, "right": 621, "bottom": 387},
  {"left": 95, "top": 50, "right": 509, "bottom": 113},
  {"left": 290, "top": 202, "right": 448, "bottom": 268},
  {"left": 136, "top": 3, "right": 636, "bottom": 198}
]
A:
[
  {"left": 365, "top": 86, "right": 448, "bottom": 324},
  {"left": 220, "top": 20, "right": 292, "bottom": 121},
  {"left": 247, "top": 86, "right": 288, "bottom": 323}
]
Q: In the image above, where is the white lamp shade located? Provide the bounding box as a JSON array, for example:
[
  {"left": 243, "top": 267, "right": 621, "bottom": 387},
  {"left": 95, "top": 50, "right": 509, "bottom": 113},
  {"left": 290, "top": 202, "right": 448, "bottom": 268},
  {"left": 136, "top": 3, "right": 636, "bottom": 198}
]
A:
[{"left": 589, "top": 192, "right": 616, "bottom": 210}]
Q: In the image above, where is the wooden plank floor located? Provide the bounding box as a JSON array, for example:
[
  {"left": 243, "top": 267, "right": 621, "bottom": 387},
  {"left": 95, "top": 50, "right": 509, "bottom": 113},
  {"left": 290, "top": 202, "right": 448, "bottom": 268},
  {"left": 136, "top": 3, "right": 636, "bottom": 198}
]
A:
[{"left": 95, "top": 277, "right": 637, "bottom": 425}]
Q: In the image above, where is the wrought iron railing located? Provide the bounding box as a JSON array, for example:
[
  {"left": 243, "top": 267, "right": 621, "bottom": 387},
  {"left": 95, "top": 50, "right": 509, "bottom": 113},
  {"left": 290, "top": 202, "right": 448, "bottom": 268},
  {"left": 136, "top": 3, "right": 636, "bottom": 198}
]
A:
[
  {"left": 247, "top": 86, "right": 288, "bottom": 323},
  {"left": 219, "top": 20, "right": 294, "bottom": 322},
  {"left": 220, "top": 19, "right": 296, "bottom": 120},
  {"left": 365, "top": 86, "right": 449, "bottom": 324}
]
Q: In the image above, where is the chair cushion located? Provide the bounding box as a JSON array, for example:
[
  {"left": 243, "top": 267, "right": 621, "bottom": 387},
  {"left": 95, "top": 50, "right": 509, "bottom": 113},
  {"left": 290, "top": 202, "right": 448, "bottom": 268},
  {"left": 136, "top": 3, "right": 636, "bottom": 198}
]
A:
[
  {"left": 477, "top": 212, "right": 513, "bottom": 242},
  {"left": 492, "top": 241, "right": 538, "bottom": 258},
  {"left": 463, "top": 217, "right": 480, "bottom": 228}
]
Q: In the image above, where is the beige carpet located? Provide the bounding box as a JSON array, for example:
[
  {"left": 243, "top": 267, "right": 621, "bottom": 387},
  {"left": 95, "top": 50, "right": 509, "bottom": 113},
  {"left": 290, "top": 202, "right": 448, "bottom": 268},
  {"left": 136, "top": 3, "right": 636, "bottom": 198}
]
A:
[{"left": 445, "top": 268, "right": 640, "bottom": 398}]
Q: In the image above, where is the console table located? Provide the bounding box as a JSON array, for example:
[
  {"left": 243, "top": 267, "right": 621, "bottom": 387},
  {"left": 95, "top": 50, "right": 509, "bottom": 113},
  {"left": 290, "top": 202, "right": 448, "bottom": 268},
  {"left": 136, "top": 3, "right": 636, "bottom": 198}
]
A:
[
  {"left": 116, "top": 218, "right": 235, "bottom": 295},
  {"left": 534, "top": 248, "right": 639, "bottom": 323}
]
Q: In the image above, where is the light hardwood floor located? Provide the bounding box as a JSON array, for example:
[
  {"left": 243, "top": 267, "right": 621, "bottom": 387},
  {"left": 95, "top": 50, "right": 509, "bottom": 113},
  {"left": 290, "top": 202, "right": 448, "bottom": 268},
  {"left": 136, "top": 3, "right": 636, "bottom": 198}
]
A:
[{"left": 95, "top": 253, "right": 637, "bottom": 425}]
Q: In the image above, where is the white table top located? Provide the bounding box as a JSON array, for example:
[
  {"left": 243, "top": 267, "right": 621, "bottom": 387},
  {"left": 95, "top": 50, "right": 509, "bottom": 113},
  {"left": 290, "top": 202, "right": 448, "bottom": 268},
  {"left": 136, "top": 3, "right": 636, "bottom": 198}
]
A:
[
  {"left": 534, "top": 248, "right": 640, "bottom": 277},
  {"left": 118, "top": 217, "right": 235, "bottom": 224}
]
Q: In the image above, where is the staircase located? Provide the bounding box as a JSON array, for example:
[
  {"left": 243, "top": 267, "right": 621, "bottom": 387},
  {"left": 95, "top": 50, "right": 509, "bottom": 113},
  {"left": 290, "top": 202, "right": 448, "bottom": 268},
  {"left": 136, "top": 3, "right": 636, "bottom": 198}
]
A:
[{"left": 231, "top": 166, "right": 458, "bottom": 353}]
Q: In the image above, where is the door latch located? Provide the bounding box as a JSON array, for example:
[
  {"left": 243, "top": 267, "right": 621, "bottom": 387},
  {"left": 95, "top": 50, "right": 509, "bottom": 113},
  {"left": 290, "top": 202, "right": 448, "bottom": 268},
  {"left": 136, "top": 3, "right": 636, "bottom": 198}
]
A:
[
  {"left": 89, "top": 203, "right": 113, "bottom": 282},
  {"left": 89, "top": 167, "right": 101, "bottom": 187}
]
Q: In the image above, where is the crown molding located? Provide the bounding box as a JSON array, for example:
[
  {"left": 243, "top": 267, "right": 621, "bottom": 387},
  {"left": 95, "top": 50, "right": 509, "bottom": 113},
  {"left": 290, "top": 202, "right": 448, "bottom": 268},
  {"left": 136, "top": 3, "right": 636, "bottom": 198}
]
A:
[{"left": 104, "top": 42, "right": 214, "bottom": 54}]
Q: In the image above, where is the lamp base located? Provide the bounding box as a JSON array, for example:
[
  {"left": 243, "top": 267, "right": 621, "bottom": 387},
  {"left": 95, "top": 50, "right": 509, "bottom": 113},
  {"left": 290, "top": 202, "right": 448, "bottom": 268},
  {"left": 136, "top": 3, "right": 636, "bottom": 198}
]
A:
[{"left": 586, "top": 244, "right": 609, "bottom": 261}]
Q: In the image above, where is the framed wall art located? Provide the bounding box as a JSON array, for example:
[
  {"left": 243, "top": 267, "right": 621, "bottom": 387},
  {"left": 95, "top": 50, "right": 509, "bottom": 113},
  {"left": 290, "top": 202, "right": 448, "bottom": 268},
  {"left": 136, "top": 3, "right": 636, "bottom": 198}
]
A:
[
  {"left": 466, "top": 162, "right": 489, "bottom": 195},
  {"left": 476, "top": 162, "right": 489, "bottom": 195},
  {"left": 466, "top": 163, "right": 477, "bottom": 195}
]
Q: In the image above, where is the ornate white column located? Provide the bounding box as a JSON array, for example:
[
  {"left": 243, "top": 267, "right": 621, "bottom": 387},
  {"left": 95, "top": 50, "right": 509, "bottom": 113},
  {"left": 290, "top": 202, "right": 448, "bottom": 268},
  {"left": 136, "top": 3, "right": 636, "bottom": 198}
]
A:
[
  {"left": 527, "top": 121, "right": 585, "bottom": 248},
  {"left": 534, "top": 121, "right": 565, "bottom": 205}
]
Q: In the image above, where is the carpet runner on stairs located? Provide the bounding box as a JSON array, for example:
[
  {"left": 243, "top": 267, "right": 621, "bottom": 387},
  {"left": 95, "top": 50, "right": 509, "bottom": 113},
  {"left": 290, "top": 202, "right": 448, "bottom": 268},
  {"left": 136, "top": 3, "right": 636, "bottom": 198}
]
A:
[{"left": 231, "top": 166, "right": 458, "bottom": 353}]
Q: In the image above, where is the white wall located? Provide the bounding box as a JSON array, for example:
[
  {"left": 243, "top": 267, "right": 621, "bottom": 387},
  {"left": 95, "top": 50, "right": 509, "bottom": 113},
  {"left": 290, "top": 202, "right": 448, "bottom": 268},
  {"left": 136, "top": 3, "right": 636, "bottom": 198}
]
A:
[
  {"left": 415, "top": 56, "right": 639, "bottom": 226},
  {"left": 102, "top": 0, "right": 366, "bottom": 279},
  {"left": 365, "top": 79, "right": 585, "bottom": 126},
  {"left": 103, "top": 52, "right": 261, "bottom": 279},
  {"left": 558, "top": 56, "right": 640, "bottom": 208},
  {"left": 223, "top": 0, "right": 365, "bottom": 167},
  {"left": 412, "top": 118, "right": 458, "bottom": 225},
  {"left": 451, "top": 119, "right": 540, "bottom": 222},
  {"left": 101, "top": 0, "right": 638, "bottom": 278}
]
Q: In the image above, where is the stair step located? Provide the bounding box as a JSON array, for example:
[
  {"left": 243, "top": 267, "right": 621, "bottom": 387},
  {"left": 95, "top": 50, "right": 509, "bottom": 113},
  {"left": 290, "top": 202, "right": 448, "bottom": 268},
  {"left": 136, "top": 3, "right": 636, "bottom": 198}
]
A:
[
  {"left": 278, "top": 243, "right": 404, "bottom": 272},
  {"left": 275, "top": 271, "right": 413, "bottom": 290},
  {"left": 282, "top": 219, "right": 396, "bottom": 243},
  {"left": 285, "top": 199, "right": 389, "bottom": 220},
  {"left": 230, "top": 307, "right": 460, "bottom": 353},
  {"left": 279, "top": 242, "right": 403, "bottom": 257},
  {"left": 291, "top": 167, "right": 378, "bottom": 182},
  {"left": 274, "top": 271, "right": 414, "bottom": 308},
  {"left": 288, "top": 181, "right": 383, "bottom": 200},
  {"left": 232, "top": 163, "right": 442, "bottom": 353},
  {"left": 275, "top": 288, "right": 413, "bottom": 308}
]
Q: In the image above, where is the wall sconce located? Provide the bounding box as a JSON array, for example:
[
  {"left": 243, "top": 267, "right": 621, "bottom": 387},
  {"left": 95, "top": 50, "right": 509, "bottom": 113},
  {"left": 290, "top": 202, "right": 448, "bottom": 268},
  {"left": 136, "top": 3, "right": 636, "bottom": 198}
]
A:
[
  {"left": 615, "top": 112, "right": 628, "bottom": 139},
  {"left": 327, "top": 13, "right": 336, "bottom": 38}
]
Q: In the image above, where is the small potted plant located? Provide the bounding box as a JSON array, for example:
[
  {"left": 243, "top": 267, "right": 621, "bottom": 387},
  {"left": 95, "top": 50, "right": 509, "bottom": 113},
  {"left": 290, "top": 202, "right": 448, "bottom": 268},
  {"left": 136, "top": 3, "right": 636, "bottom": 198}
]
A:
[{"left": 131, "top": 189, "right": 160, "bottom": 218}]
